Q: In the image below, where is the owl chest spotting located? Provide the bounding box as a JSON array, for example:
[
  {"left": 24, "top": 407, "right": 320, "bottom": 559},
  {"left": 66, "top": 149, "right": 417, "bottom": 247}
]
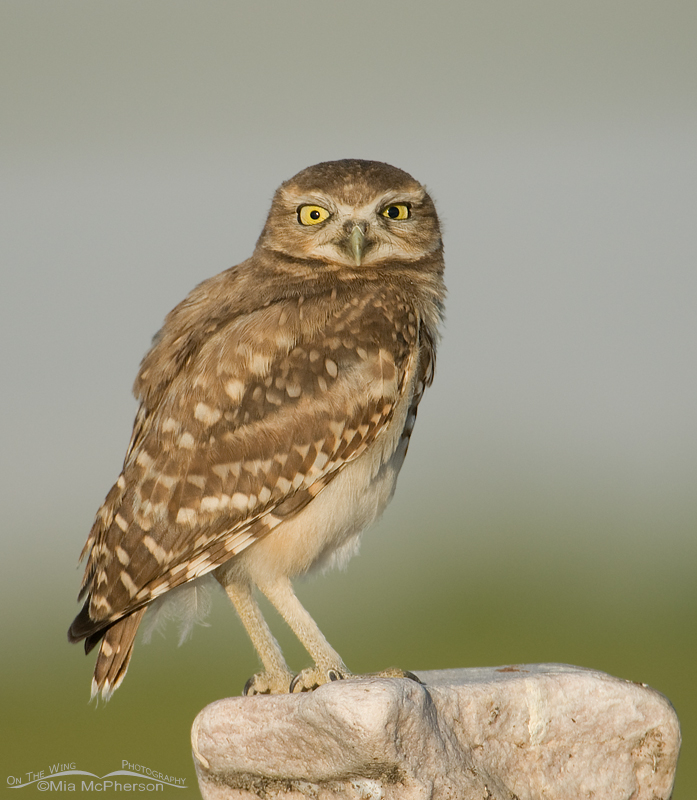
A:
[{"left": 220, "top": 334, "right": 424, "bottom": 587}]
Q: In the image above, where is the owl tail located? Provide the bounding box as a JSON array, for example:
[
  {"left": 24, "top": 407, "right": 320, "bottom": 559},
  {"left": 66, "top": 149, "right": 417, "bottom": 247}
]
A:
[
  {"left": 91, "top": 608, "right": 147, "bottom": 701},
  {"left": 68, "top": 606, "right": 147, "bottom": 701}
]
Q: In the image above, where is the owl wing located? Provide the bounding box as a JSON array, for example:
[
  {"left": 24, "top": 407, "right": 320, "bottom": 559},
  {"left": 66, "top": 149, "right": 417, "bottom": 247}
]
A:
[{"left": 71, "top": 284, "right": 427, "bottom": 639}]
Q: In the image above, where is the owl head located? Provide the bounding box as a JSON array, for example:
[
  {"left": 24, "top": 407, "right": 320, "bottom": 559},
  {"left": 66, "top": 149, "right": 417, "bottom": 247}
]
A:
[{"left": 256, "top": 159, "right": 442, "bottom": 269}]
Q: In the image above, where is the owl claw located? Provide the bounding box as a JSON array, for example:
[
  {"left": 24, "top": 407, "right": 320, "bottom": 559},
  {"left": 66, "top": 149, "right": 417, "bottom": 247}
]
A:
[
  {"left": 289, "top": 666, "right": 349, "bottom": 693},
  {"left": 286, "top": 666, "right": 421, "bottom": 693},
  {"left": 369, "top": 667, "right": 423, "bottom": 684},
  {"left": 243, "top": 670, "right": 295, "bottom": 696},
  {"left": 243, "top": 676, "right": 262, "bottom": 696}
]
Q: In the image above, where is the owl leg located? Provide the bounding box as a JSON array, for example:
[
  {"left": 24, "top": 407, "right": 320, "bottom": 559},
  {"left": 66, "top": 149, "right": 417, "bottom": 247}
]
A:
[
  {"left": 221, "top": 580, "right": 294, "bottom": 695},
  {"left": 254, "top": 575, "right": 350, "bottom": 693}
]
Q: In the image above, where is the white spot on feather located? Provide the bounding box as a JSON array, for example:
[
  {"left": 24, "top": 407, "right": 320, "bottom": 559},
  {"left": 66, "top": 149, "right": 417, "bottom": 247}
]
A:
[
  {"left": 328, "top": 420, "right": 345, "bottom": 440},
  {"left": 136, "top": 450, "right": 154, "bottom": 469},
  {"left": 224, "top": 378, "right": 245, "bottom": 402},
  {"left": 150, "top": 582, "right": 170, "bottom": 599},
  {"left": 142, "top": 535, "right": 169, "bottom": 564},
  {"left": 258, "top": 486, "right": 272, "bottom": 504},
  {"left": 200, "top": 496, "right": 222, "bottom": 512},
  {"left": 186, "top": 474, "right": 206, "bottom": 490},
  {"left": 212, "top": 461, "right": 241, "bottom": 480},
  {"left": 179, "top": 432, "right": 195, "bottom": 449},
  {"left": 313, "top": 451, "right": 330, "bottom": 472},
  {"left": 92, "top": 595, "right": 113, "bottom": 613},
  {"left": 176, "top": 507, "right": 197, "bottom": 525},
  {"left": 194, "top": 402, "right": 222, "bottom": 426},
  {"left": 276, "top": 477, "right": 291, "bottom": 494},
  {"left": 231, "top": 493, "right": 248, "bottom": 511},
  {"left": 120, "top": 571, "right": 139, "bottom": 598},
  {"left": 249, "top": 352, "right": 271, "bottom": 375}
]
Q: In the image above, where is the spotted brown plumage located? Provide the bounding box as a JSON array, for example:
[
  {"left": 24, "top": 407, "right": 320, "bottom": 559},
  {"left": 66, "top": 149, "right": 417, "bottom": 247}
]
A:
[{"left": 69, "top": 159, "right": 445, "bottom": 699}]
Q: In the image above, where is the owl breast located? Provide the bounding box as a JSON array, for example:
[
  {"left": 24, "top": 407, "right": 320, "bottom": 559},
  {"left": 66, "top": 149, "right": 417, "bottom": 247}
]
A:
[{"left": 218, "top": 339, "right": 422, "bottom": 586}]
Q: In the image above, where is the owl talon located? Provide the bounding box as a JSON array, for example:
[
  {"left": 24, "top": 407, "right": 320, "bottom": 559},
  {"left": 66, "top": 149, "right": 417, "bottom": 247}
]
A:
[
  {"left": 290, "top": 666, "right": 350, "bottom": 693},
  {"left": 289, "top": 671, "right": 309, "bottom": 693},
  {"left": 368, "top": 667, "right": 423, "bottom": 684},
  {"left": 243, "top": 670, "right": 294, "bottom": 696}
]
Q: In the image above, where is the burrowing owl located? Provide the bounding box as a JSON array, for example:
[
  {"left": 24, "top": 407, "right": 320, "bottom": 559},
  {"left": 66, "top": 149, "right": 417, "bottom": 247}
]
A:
[{"left": 68, "top": 159, "right": 445, "bottom": 699}]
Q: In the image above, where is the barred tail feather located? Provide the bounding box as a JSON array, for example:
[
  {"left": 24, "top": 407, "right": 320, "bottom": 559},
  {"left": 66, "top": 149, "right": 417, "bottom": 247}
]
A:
[{"left": 90, "top": 608, "right": 147, "bottom": 701}]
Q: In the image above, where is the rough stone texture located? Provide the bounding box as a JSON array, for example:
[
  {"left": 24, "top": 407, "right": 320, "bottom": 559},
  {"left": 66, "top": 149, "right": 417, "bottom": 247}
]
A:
[{"left": 191, "top": 663, "right": 680, "bottom": 799}]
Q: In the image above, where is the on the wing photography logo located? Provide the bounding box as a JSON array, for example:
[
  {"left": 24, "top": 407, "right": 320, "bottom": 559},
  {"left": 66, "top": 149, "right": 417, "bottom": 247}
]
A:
[{"left": 7, "top": 761, "right": 186, "bottom": 792}]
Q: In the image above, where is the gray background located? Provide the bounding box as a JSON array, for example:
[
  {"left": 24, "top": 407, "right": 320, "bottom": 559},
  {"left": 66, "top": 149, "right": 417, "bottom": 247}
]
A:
[{"left": 2, "top": 1, "right": 695, "bottom": 794}]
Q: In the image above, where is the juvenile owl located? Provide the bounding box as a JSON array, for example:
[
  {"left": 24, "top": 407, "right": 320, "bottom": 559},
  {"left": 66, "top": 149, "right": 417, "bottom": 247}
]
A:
[{"left": 68, "top": 159, "right": 445, "bottom": 699}]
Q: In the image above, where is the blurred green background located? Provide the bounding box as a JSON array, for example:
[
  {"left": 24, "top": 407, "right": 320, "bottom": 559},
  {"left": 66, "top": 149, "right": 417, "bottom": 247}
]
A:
[{"left": 1, "top": 1, "right": 695, "bottom": 796}]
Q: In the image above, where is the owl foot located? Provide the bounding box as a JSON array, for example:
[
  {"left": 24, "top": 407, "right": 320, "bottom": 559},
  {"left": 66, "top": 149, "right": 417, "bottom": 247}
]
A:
[
  {"left": 367, "top": 667, "right": 423, "bottom": 683},
  {"left": 287, "top": 666, "right": 422, "bottom": 693},
  {"left": 243, "top": 669, "right": 295, "bottom": 696},
  {"left": 289, "top": 666, "right": 348, "bottom": 693}
]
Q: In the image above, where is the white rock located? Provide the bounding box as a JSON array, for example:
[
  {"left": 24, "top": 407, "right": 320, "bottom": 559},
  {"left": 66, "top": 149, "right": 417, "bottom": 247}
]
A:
[{"left": 191, "top": 664, "right": 680, "bottom": 799}]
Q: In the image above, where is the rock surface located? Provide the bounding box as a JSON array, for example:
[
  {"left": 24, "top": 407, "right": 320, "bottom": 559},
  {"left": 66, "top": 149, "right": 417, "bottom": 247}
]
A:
[{"left": 191, "top": 663, "right": 680, "bottom": 799}]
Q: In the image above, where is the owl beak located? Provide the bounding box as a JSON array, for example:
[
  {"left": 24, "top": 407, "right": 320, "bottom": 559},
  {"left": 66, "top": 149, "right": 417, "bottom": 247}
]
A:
[{"left": 348, "top": 223, "right": 367, "bottom": 266}]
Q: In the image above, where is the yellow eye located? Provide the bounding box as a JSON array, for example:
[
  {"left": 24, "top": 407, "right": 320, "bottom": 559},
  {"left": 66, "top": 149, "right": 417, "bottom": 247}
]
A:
[
  {"left": 381, "top": 203, "right": 410, "bottom": 220},
  {"left": 297, "top": 205, "right": 330, "bottom": 226}
]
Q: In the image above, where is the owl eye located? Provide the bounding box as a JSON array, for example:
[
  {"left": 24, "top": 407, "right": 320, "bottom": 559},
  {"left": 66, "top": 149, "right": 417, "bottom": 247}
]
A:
[
  {"left": 381, "top": 203, "right": 410, "bottom": 220},
  {"left": 297, "top": 205, "right": 331, "bottom": 226}
]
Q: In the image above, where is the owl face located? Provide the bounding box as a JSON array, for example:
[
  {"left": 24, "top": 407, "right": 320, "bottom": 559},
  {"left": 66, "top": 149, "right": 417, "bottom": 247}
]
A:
[{"left": 257, "top": 159, "right": 442, "bottom": 269}]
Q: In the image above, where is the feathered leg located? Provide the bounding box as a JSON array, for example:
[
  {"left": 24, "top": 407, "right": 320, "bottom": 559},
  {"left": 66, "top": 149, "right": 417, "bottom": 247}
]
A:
[{"left": 220, "top": 578, "right": 293, "bottom": 695}]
